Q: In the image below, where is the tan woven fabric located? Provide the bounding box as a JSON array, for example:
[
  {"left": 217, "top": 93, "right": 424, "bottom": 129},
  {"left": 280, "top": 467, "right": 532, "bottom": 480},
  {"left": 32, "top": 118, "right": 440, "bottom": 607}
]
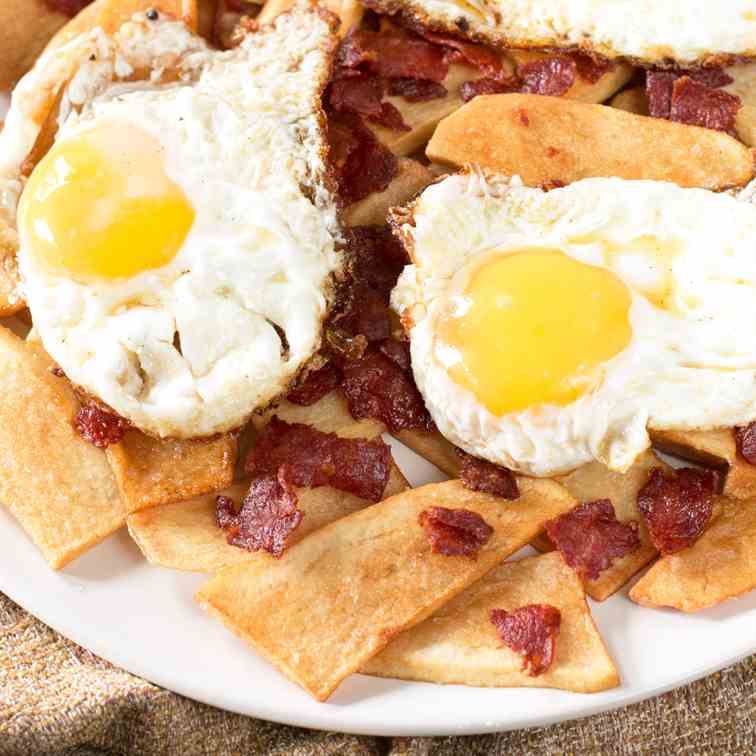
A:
[{"left": 0, "top": 592, "right": 753, "bottom": 756}]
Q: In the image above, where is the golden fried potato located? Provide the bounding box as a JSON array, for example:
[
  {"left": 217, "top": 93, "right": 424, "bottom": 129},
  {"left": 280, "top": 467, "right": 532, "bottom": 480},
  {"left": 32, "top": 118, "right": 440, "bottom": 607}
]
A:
[
  {"left": 392, "top": 428, "right": 460, "bottom": 478},
  {"left": 0, "top": 326, "right": 125, "bottom": 568},
  {"left": 427, "top": 93, "right": 754, "bottom": 190},
  {"left": 363, "top": 552, "right": 619, "bottom": 692},
  {"left": 107, "top": 431, "right": 237, "bottom": 513},
  {"left": 609, "top": 85, "right": 649, "bottom": 115},
  {"left": 344, "top": 158, "right": 434, "bottom": 226},
  {"left": 196, "top": 476, "right": 576, "bottom": 700},
  {"left": 725, "top": 62, "right": 756, "bottom": 147},
  {"left": 630, "top": 496, "right": 756, "bottom": 612}
]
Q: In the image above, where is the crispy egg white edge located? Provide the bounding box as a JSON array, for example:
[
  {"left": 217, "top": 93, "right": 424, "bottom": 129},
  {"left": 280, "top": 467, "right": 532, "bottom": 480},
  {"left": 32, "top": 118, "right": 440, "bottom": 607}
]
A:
[
  {"left": 367, "top": 0, "right": 756, "bottom": 64},
  {"left": 8, "top": 8, "right": 346, "bottom": 438},
  {"left": 391, "top": 172, "right": 756, "bottom": 477}
]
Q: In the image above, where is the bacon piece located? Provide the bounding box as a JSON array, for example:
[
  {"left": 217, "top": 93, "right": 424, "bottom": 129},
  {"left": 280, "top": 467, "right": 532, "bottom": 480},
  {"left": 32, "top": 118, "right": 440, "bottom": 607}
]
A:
[
  {"left": 338, "top": 29, "right": 449, "bottom": 83},
  {"left": 646, "top": 67, "right": 736, "bottom": 121},
  {"left": 215, "top": 471, "right": 302, "bottom": 558},
  {"left": 329, "top": 74, "right": 385, "bottom": 119},
  {"left": 328, "top": 115, "right": 398, "bottom": 205},
  {"left": 519, "top": 56, "right": 577, "bottom": 97},
  {"left": 540, "top": 179, "right": 566, "bottom": 191},
  {"left": 545, "top": 499, "right": 640, "bottom": 581},
  {"left": 489, "top": 604, "right": 561, "bottom": 676},
  {"left": 342, "top": 347, "right": 434, "bottom": 433},
  {"left": 378, "top": 338, "right": 411, "bottom": 371},
  {"left": 457, "top": 450, "right": 519, "bottom": 500},
  {"left": 419, "top": 506, "right": 493, "bottom": 557},
  {"left": 246, "top": 417, "right": 391, "bottom": 502},
  {"left": 571, "top": 51, "right": 615, "bottom": 83},
  {"left": 286, "top": 364, "right": 342, "bottom": 406},
  {"left": 419, "top": 31, "right": 504, "bottom": 79},
  {"left": 368, "top": 102, "right": 411, "bottom": 131},
  {"left": 460, "top": 76, "right": 518, "bottom": 103},
  {"left": 44, "top": 0, "right": 91, "bottom": 15},
  {"left": 388, "top": 78, "right": 448, "bottom": 102},
  {"left": 669, "top": 77, "right": 741, "bottom": 134},
  {"left": 637, "top": 467, "right": 717, "bottom": 555},
  {"left": 735, "top": 422, "right": 756, "bottom": 465},
  {"left": 74, "top": 401, "right": 130, "bottom": 449}
]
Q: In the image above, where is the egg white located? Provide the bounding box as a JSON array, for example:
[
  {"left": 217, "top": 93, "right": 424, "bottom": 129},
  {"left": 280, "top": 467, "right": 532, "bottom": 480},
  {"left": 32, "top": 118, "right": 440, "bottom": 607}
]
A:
[
  {"left": 369, "top": 0, "right": 756, "bottom": 64},
  {"left": 392, "top": 173, "right": 756, "bottom": 477},
  {"left": 5, "top": 9, "right": 343, "bottom": 438}
]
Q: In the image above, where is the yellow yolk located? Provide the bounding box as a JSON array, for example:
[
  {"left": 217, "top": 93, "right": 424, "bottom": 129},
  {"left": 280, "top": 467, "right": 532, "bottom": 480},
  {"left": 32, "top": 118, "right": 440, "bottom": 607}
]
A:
[
  {"left": 18, "top": 121, "right": 195, "bottom": 280},
  {"left": 439, "top": 249, "right": 632, "bottom": 416}
]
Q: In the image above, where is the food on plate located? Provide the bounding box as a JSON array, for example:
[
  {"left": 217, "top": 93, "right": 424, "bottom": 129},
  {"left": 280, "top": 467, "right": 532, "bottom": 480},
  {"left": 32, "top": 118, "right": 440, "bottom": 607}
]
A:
[
  {"left": 533, "top": 451, "right": 664, "bottom": 601},
  {"left": 391, "top": 173, "right": 756, "bottom": 477},
  {"left": 3, "top": 6, "right": 342, "bottom": 439},
  {"left": 0, "top": 326, "right": 125, "bottom": 568},
  {"left": 196, "top": 477, "right": 577, "bottom": 701},
  {"left": 630, "top": 497, "right": 756, "bottom": 612},
  {"left": 426, "top": 94, "right": 754, "bottom": 190},
  {"left": 106, "top": 430, "right": 237, "bottom": 513},
  {"left": 363, "top": 552, "right": 619, "bottom": 692},
  {"left": 362, "top": 0, "right": 756, "bottom": 66},
  {"left": 651, "top": 428, "right": 756, "bottom": 500}
]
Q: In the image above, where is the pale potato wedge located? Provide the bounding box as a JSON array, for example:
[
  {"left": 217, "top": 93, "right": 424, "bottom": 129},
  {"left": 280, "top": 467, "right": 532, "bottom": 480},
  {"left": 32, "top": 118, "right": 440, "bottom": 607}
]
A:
[
  {"left": 362, "top": 552, "right": 619, "bottom": 693},
  {"left": 427, "top": 94, "right": 754, "bottom": 190},
  {"left": 393, "top": 428, "right": 460, "bottom": 478},
  {"left": 0, "top": 326, "right": 125, "bottom": 569},
  {"left": 610, "top": 85, "right": 648, "bottom": 115},
  {"left": 532, "top": 451, "right": 663, "bottom": 601},
  {"left": 128, "top": 459, "right": 409, "bottom": 573},
  {"left": 106, "top": 431, "right": 237, "bottom": 513},
  {"left": 509, "top": 50, "right": 634, "bottom": 104},
  {"left": 630, "top": 497, "right": 756, "bottom": 612},
  {"left": 651, "top": 428, "right": 756, "bottom": 501},
  {"left": 725, "top": 62, "right": 756, "bottom": 147},
  {"left": 253, "top": 389, "right": 359, "bottom": 434},
  {"left": 344, "top": 158, "right": 434, "bottom": 226},
  {"left": 196, "top": 476, "right": 576, "bottom": 701}
]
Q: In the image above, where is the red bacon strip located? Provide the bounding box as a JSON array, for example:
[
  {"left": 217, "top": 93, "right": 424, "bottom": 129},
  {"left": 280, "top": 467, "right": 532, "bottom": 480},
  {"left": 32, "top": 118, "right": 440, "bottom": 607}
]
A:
[
  {"left": 419, "top": 506, "right": 493, "bottom": 557},
  {"left": 460, "top": 76, "right": 518, "bottom": 103},
  {"left": 342, "top": 346, "right": 434, "bottom": 434},
  {"left": 490, "top": 604, "right": 561, "bottom": 677},
  {"left": 637, "top": 467, "right": 717, "bottom": 555},
  {"left": 735, "top": 422, "right": 756, "bottom": 465},
  {"left": 387, "top": 77, "right": 448, "bottom": 102},
  {"left": 215, "top": 472, "right": 303, "bottom": 558},
  {"left": 669, "top": 77, "right": 741, "bottom": 134},
  {"left": 519, "top": 56, "right": 577, "bottom": 97},
  {"left": 246, "top": 417, "right": 391, "bottom": 502},
  {"left": 545, "top": 499, "right": 640, "bottom": 581},
  {"left": 45, "top": 0, "right": 91, "bottom": 15},
  {"left": 571, "top": 51, "right": 616, "bottom": 83},
  {"left": 329, "top": 73, "right": 385, "bottom": 119},
  {"left": 457, "top": 450, "right": 519, "bottom": 500},
  {"left": 419, "top": 30, "right": 504, "bottom": 79},
  {"left": 74, "top": 401, "right": 130, "bottom": 449},
  {"left": 286, "top": 364, "right": 342, "bottom": 407}
]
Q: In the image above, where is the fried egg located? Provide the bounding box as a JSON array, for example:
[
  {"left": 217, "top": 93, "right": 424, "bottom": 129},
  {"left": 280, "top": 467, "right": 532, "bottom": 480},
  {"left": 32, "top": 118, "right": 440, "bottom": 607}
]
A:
[
  {"left": 392, "top": 173, "right": 756, "bottom": 477},
  {"left": 370, "top": 0, "right": 756, "bottom": 65},
  {"left": 1, "top": 8, "right": 343, "bottom": 438}
]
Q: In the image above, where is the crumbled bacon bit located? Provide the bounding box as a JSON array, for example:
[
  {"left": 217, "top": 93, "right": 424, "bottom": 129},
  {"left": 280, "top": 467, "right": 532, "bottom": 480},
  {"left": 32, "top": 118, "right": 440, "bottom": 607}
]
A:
[
  {"left": 50, "top": 366, "right": 66, "bottom": 378},
  {"left": 342, "top": 347, "right": 434, "bottom": 433},
  {"left": 637, "top": 467, "right": 717, "bottom": 555},
  {"left": 646, "top": 71, "right": 677, "bottom": 117},
  {"left": 419, "top": 506, "right": 493, "bottom": 557},
  {"left": 457, "top": 450, "right": 519, "bottom": 500},
  {"left": 519, "top": 56, "right": 577, "bottom": 97},
  {"left": 571, "top": 51, "right": 615, "bottom": 83},
  {"left": 545, "top": 499, "right": 640, "bottom": 581},
  {"left": 419, "top": 31, "right": 504, "bottom": 78},
  {"left": 460, "top": 76, "right": 517, "bottom": 103},
  {"left": 44, "top": 0, "right": 91, "bottom": 16},
  {"left": 216, "top": 472, "right": 303, "bottom": 558},
  {"left": 735, "top": 422, "right": 756, "bottom": 465},
  {"left": 327, "top": 115, "right": 398, "bottom": 205},
  {"left": 246, "top": 417, "right": 391, "bottom": 502},
  {"left": 490, "top": 604, "right": 561, "bottom": 676},
  {"left": 329, "top": 73, "right": 385, "bottom": 119},
  {"left": 286, "top": 364, "right": 342, "bottom": 406},
  {"left": 669, "top": 76, "right": 741, "bottom": 134},
  {"left": 74, "top": 402, "right": 130, "bottom": 449},
  {"left": 540, "top": 179, "right": 566, "bottom": 191},
  {"left": 369, "top": 101, "right": 411, "bottom": 131},
  {"left": 388, "top": 77, "right": 447, "bottom": 102},
  {"left": 378, "top": 338, "right": 411, "bottom": 372}
]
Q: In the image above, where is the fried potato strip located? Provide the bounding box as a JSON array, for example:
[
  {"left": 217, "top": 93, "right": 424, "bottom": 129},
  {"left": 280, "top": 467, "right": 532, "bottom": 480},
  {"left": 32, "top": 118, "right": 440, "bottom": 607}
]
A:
[
  {"left": 630, "top": 497, "right": 756, "bottom": 612},
  {"left": 196, "top": 477, "right": 576, "bottom": 700},
  {"left": 0, "top": 327, "right": 125, "bottom": 568},
  {"left": 362, "top": 552, "right": 619, "bottom": 692},
  {"left": 427, "top": 94, "right": 754, "bottom": 190}
]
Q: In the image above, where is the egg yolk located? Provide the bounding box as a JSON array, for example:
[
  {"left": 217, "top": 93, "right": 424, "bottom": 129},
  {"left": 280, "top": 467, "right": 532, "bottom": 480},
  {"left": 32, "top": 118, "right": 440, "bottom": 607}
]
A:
[
  {"left": 18, "top": 122, "right": 195, "bottom": 280},
  {"left": 438, "top": 249, "right": 632, "bottom": 416}
]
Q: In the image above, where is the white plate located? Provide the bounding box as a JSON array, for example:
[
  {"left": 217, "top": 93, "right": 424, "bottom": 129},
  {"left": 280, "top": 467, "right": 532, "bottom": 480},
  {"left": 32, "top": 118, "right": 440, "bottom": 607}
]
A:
[{"left": 0, "top": 437, "right": 754, "bottom": 736}]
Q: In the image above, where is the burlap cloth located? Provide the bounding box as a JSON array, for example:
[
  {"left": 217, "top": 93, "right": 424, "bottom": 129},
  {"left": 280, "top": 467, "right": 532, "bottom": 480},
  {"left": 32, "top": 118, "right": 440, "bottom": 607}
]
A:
[{"left": 1, "top": 593, "right": 753, "bottom": 755}]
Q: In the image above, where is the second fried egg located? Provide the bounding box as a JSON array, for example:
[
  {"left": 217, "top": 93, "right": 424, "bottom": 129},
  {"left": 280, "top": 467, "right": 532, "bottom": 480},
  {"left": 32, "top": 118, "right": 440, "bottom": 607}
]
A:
[{"left": 392, "top": 174, "right": 756, "bottom": 476}]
